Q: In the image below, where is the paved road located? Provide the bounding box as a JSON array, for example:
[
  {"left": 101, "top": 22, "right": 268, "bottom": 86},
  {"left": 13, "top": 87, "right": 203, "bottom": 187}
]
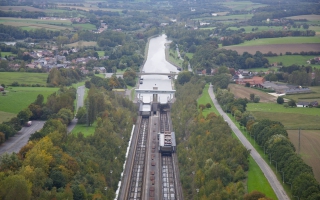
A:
[
  {"left": 0, "top": 121, "right": 45, "bottom": 155},
  {"left": 208, "top": 84, "right": 289, "bottom": 200}
]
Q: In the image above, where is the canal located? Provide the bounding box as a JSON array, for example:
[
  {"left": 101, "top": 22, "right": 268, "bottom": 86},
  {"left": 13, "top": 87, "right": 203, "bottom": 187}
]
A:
[{"left": 138, "top": 34, "right": 179, "bottom": 103}]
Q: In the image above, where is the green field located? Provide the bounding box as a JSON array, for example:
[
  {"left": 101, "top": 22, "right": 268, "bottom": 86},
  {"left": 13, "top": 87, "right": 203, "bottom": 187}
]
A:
[
  {"left": 286, "top": 15, "right": 320, "bottom": 22},
  {"left": 228, "top": 25, "right": 303, "bottom": 33},
  {"left": 246, "top": 67, "right": 278, "bottom": 72},
  {"left": 0, "top": 52, "right": 16, "bottom": 57},
  {"left": 167, "top": 49, "right": 183, "bottom": 67},
  {"left": 231, "top": 36, "right": 320, "bottom": 47},
  {"left": 65, "top": 41, "right": 98, "bottom": 48},
  {"left": 73, "top": 23, "right": 96, "bottom": 30},
  {"left": 267, "top": 55, "right": 320, "bottom": 67},
  {"left": 197, "top": 84, "right": 219, "bottom": 116},
  {"left": 0, "top": 111, "right": 16, "bottom": 124},
  {"left": 247, "top": 156, "right": 277, "bottom": 199},
  {"left": 222, "top": 1, "right": 266, "bottom": 10},
  {"left": 96, "top": 51, "right": 105, "bottom": 57},
  {"left": 0, "top": 87, "right": 59, "bottom": 114},
  {"left": 284, "top": 86, "right": 320, "bottom": 102},
  {"left": 247, "top": 103, "right": 320, "bottom": 129},
  {"left": 0, "top": 72, "right": 48, "bottom": 86},
  {"left": 71, "top": 121, "right": 97, "bottom": 137}
]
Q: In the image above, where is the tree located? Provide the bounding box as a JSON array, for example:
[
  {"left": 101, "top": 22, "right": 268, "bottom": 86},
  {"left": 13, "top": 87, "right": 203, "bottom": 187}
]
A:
[
  {"left": 0, "top": 175, "right": 32, "bottom": 200},
  {"left": 34, "top": 94, "right": 44, "bottom": 106},
  {"left": 177, "top": 71, "right": 193, "bottom": 85},
  {"left": 245, "top": 82, "right": 250, "bottom": 87},
  {"left": 245, "top": 58, "right": 255, "bottom": 68},
  {"left": 17, "top": 108, "right": 32, "bottom": 125},
  {"left": 206, "top": 103, "right": 212, "bottom": 109},
  {"left": 244, "top": 191, "right": 271, "bottom": 200},
  {"left": 199, "top": 104, "right": 206, "bottom": 110},
  {"left": 288, "top": 99, "right": 296, "bottom": 107},
  {"left": 277, "top": 96, "right": 284, "bottom": 104},
  {"left": 250, "top": 93, "right": 255, "bottom": 101},
  {"left": 253, "top": 95, "right": 260, "bottom": 103}
]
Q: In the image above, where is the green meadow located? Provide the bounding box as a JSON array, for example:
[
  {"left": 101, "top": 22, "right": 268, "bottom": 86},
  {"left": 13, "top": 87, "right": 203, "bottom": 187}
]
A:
[
  {"left": 267, "top": 55, "right": 320, "bottom": 67},
  {"left": 197, "top": 84, "right": 219, "bottom": 116},
  {"left": 0, "top": 87, "right": 59, "bottom": 114},
  {"left": 232, "top": 36, "right": 320, "bottom": 46},
  {"left": 0, "top": 52, "right": 16, "bottom": 57},
  {"left": 228, "top": 25, "right": 303, "bottom": 33},
  {"left": 71, "top": 121, "right": 97, "bottom": 137},
  {"left": 0, "top": 72, "right": 48, "bottom": 86}
]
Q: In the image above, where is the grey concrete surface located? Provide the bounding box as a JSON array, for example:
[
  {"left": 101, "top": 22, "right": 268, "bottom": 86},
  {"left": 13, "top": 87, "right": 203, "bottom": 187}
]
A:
[{"left": 208, "top": 84, "right": 289, "bottom": 200}]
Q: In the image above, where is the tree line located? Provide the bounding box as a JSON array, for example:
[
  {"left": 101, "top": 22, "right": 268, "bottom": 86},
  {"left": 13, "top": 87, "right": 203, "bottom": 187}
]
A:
[
  {"left": 0, "top": 10, "right": 45, "bottom": 18},
  {"left": 171, "top": 74, "right": 251, "bottom": 199},
  {"left": 214, "top": 85, "right": 320, "bottom": 199}
]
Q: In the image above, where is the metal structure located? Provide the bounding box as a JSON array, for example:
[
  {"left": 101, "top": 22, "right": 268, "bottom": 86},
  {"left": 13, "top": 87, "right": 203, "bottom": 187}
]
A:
[{"left": 127, "top": 118, "right": 149, "bottom": 199}]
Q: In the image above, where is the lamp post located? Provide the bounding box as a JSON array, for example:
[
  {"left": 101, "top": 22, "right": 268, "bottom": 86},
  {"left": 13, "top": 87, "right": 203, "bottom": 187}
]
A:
[
  {"left": 272, "top": 160, "right": 278, "bottom": 173},
  {"left": 279, "top": 170, "right": 284, "bottom": 184},
  {"left": 110, "top": 170, "right": 113, "bottom": 188}
]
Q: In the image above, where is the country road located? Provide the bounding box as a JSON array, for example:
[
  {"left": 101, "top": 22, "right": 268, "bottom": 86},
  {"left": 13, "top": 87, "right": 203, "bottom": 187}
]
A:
[
  {"left": 0, "top": 120, "right": 45, "bottom": 155},
  {"left": 208, "top": 84, "right": 289, "bottom": 200}
]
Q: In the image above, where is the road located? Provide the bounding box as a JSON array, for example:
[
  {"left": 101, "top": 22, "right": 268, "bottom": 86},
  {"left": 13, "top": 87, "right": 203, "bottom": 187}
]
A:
[
  {"left": 208, "top": 84, "right": 289, "bottom": 200},
  {"left": 0, "top": 121, "right": 45, "bottom": 155}
]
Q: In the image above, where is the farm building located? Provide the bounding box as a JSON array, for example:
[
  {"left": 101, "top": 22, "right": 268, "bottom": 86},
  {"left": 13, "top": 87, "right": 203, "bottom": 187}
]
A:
[
  {"left": 285, "top": 87, "right": 312, "bottom": 95},
  {"left": 297, "top": 101, "right": 318, "bottom": 108},
  {"left": 258, "top": 81, "right": 289, "bottom": 93}
]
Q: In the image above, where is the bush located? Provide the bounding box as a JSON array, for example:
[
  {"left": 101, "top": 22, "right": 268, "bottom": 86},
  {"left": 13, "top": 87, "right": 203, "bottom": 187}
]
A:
[
  {"left": 277, "top": 96, "right": 284, "bottom": 104},
  {"left": 206, "top": 103, "right": 212, "bottom": 109},
  {"left": 253, "top": 95, "right": 260, "bottom": 103}
]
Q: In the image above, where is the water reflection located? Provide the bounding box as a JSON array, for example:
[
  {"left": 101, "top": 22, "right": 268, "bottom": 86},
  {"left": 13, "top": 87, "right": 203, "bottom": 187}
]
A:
[{"left": 138, "top": 34, "right": 179, "bottom": 103}]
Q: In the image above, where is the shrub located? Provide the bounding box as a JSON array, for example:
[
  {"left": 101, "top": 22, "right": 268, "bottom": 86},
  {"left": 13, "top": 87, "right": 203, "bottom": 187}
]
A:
[
  {"left": 277, "top": 96, "right": 284, "bottom": 104},
  {"left": 253, "top": 95, "right": 260, "bottom": 103}
]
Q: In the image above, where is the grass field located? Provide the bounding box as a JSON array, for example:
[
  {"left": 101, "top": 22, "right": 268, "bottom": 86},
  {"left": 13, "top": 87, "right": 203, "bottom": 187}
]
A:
[
  {"left": 71, "top": 121, "right": 97, "bottom": 137},
  {"left": 0, "top": 111, "right": 16, "bottom": 124},
  {"left": 267, "top": 55, "right": 320, "bottom": 67},
  {"left": 247, "top": 104, "right": 320, "bottom": 129},
  {"left": 65, "top": 41, "right": 98, "bottom": 48},
  {"left": 245, "top": 67, "right": 278, "bottom": 72},
  {"left": 168, "top": 49, "right": 183, "bottom": 67},
  {"left": 0, "top": 52, "right": 16, "bottom": 57},
  {"left": 222, "top": 1, "right": 266, "bottom": 10},
  {"left": 197, "top": 84, "right": 219, "bottom": 116},
  {"left": 231, "top": 37, "right": 320, "bottom": 47},
  {"left": 96, "top": 51, "right": 105, "bottom": 57},
  {"left": 73, "top": 23, "right": 96, "bottom": 30},
  {"left": 0, "top": 6, "right": 44, "bottom": 12},
  {"left": 247, "top": 156, "right": 277, "bottom": 199},
  {"left": 228, "top": 25, "right": 303, "bottom": 33},
  {"left": 0, "top": 87, "right": 59, "bottom": 114},
  {"left": 285, "top": 15, "right": 320, "bottom": 22},
  {"left": 287, "top": 130, "right": 320, "bottom": 183},
  {"left": 0, "top": 72, "right": 48, "bottom": 86}
]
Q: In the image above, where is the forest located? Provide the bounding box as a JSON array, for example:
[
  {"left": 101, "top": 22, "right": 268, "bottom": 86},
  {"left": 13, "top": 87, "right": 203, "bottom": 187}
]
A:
[
  {"left": 0, "top": 82, "right": 137, "bottom": 199},
  {"left": 171, "top": 75, "right": 250, "bottom": 199}
]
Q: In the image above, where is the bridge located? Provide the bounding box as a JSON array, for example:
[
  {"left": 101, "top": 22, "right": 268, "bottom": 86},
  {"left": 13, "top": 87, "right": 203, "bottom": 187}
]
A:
[{"left": 137, "top": 72, "right": 178, "bottom": 76}]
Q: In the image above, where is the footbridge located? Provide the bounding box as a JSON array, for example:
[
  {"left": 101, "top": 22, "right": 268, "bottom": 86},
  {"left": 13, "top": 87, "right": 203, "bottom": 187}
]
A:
[{"left": 137, "top": 72, "right": 178, "bottom": 76}]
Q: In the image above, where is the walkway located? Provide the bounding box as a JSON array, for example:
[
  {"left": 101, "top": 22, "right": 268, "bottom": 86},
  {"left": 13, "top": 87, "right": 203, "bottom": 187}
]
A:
[{"left": 208, "top": 84, "right": 289, "bottom": 200}]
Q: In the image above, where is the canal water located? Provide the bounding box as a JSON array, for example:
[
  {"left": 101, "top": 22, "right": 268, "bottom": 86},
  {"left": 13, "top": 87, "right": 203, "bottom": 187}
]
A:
[{"left": 138, "top": 34, "right": 179, "bottom": 103}]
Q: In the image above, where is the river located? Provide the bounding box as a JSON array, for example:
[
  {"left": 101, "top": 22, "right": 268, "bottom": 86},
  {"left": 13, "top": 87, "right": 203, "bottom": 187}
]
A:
[{"left": 138, "top": 34, "right": 179, "bottom": 103}]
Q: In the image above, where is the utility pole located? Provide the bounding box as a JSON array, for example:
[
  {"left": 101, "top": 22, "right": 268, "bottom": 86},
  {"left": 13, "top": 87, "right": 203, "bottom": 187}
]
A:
[{"left": 298, "top": 128, "right": 301, "bottom": 154}]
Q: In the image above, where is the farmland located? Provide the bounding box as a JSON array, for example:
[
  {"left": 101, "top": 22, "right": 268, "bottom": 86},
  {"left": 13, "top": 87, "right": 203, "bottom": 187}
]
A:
[
  {"left": 0, "top": 17, "right": 72, "bottom": 30},
  {"left": 284, "top": 86, "right": 320, "bottom": 102},
  {"left": 285, "top": 14, "right": 320, "bottom": 22},
  {"left": 0, "top": 6, "right": 44, "bottom": 12},
  {"left": 222, "top": 43, "right": 320, "bottom": 55},
  {"left": 267, "top": 55, "right": 320, "bottom": 67},
  {"left": 0, "top": 87, "right": 59, "bottom": 114},
  {"left": 228, "top": 25, "right": 304, "bottom": 33},
  {"left": 0, "top": 72, "right": 48, "bottom": 86},
  {"left": 228, "top": 84, "right": 276, "bottom": 102},
  {"left": 226, "top": 37, "right": 320, "bottom": 47},
  {"left": 287, "top": 130, "right": 320, "bottom": 183},
  {"left": 222, "top": 1, "right": 266, "bottom": 11},
  {"left": 0, "top": 111, "right": 16, "bottom": 124}
]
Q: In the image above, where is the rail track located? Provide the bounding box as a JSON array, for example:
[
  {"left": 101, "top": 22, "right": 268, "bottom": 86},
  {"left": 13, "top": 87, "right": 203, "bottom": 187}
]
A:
[
  {"left": 160, "top": 112, "right": 170, "bottom": 133},
  {"left": 160, "top": 111, "right": 177, "bottom": 200},
  {"left": 127, "top": 118, "right": 149, "bottom": 200}
]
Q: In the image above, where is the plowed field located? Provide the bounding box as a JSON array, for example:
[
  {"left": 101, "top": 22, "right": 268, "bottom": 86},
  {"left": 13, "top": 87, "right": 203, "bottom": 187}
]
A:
[
  {"left": 222, "top": 43, "right": 320, "bottom": 54},
  {"left": 288, "top": 130, "right": 320, "bottom": 183},
  {"left": 228, "top": 84, "right": 276, "bottom": 102}
]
